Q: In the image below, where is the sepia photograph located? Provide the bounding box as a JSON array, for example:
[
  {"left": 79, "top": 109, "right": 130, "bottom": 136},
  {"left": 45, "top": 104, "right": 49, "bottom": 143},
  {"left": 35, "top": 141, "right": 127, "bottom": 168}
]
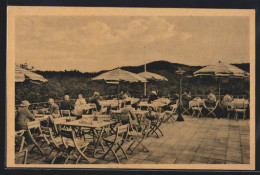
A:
[{"left": 6, "top": 6, "right": 255, "bottom": 170}]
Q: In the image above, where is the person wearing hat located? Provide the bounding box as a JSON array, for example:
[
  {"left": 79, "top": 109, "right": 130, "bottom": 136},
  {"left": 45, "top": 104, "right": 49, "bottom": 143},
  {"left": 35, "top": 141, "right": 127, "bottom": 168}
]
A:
[
  {"left": 15, "top": 100, "right": 35, "bottom": 130},
  {"left": 148, "top": 90, "right": 158, "bottom": 104},
  {"left": 89, "top": 92, "right": 101, "bottom": 111}
]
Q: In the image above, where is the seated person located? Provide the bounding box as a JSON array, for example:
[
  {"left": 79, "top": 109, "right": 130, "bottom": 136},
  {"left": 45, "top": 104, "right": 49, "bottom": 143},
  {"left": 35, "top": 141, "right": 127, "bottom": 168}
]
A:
[
  {"left": 15, "top": 100, "right": 35, "bottom": 130},
  {"left": 182, "top": 91, "right": 192, "bottom": 108},
  {"left": 148, "top": 91, "right": 158, "bottom": 104},
  {"left": 75, "top": 94, "right": 87, "bottom": 106},
  {"left": 222, "top": 91, "right": 233, "bottom": 107},
  {"left": 144, "top": 106, "right": 159, "bottom": 121},
  {"left": 120, "top": 101, "right": 138, "bottom": 126},
  {"left": 205, "top": 89, "right": 217, "bottom": 107},
  {"left": 89, "top": 92, "right": 101, "bottom": 111},
  {"left": 47, "top": 98, "right": 60, "bottom": 124},
  {"left": 60, "top": 95, "right": 74, "bottom": 111}
]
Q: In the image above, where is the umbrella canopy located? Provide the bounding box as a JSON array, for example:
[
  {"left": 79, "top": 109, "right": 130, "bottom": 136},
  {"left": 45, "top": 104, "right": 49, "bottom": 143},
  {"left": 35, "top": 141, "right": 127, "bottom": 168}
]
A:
[
  {"left": 194, "top": 62, "right": 248, "bottom": 77},
  {"left": 138, "top": 71, "right": 168, "bottom": 81},
  {"left": 92, "top": 68, "right": 147, "bottom": 83},
  {"left": 193, "top": 61, "right": 249, "bottom": 101},
  {"left": 15, "top": 65, "right": 47, "bottom": 83}
]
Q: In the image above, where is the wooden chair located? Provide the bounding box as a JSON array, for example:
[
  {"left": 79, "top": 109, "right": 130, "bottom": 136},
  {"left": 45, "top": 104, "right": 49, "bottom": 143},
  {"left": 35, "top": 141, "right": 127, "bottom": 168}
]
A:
[
  {"left": 60, "top": 129, "right": 90, "bottom": 164},
  {"left": 233, "top": 101, "right": 249, "bottom": 120},
  {"left": 205, "top": 101, "right": 219, "bottom": 118},
  {"left": 127, "top": 116, "right": 150, "bottom": 155},
  {"left": 163, "top": 104, "right": 177, "bottom": 123},
  {"left": 53, "top": 117, "right": 68, "bottom": 135},
  {"left": 47, "top": 127, "right": 65, "bottom": 164},
  {"left": 102, "top": 124, "right": 129, "bottom": 163},
  {"left": 147, "top": 112, "right": 165, "bottom": 138},
  {"left": 60, "top": 110, "right": 71, "bottom": 117},
  {"left": 27, "top": 121, "right": 50, "bottom": 155},
  {"left": 189, "top": 100, "right": 203, "bottom": 118},
  {"left": 80, "top": 115, "right": 95, "bottom": 141},
  {"left": 99, "top": 106, "right": 108, "bottom": 115},
  {"left": 86, "top": 103, "right": 97, "bottom": 114},
  {"left": 15, "top": 135, "right": 28, "bottom": 164}
]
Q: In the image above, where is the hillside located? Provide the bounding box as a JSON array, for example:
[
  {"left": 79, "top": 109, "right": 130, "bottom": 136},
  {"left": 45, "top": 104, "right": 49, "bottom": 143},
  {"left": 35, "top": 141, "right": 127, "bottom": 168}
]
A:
[{"left": 16, "top": 61, "right": 249, "bottom": 104}]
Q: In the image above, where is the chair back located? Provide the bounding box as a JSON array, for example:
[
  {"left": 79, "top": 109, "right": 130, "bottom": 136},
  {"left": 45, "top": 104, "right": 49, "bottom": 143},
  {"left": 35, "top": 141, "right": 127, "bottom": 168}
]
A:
[
  {"left": 97, "top": 114, "right": 111, "bottom": 121},
  {"left": 60, "top": 129, "right": 74, "bottom": 148},
  {"left": 234, "top": 101, "right": 248, "bottom": 109},
  {"left": 48, "top": 127, "right": 62, "bottom": 149},
  {"left": 189, "top": 100, "right": 199, "bottom": 109},
  {"left": 37, "top": 109, "right": 46, "bottom": 114},
  {"left": 27, "top": 121, "right": 41, "bottom": 130},
  {"left": 100, "top": 106, "right": 108, "bottom": 115},
  {"left": 53, "top": 117, "right": 67, "bottom": 135},
  {"left": 60, "top": 110, "right": 71, "bottom": 117},
  {"left": 87, "top": 103, "right": 97, "bottom": 114},
  {"left": 116, "top": 124, "right": 129, "bottom": 141}
]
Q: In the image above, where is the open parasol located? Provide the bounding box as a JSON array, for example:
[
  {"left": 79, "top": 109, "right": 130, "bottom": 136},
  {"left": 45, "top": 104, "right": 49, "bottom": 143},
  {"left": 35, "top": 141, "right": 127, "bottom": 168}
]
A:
[
  {"left": 194, "top": 61, "right": 249, "bottom": 100},
  {"left": 15, "top": 65, "right": 47, "bottom": 83}
]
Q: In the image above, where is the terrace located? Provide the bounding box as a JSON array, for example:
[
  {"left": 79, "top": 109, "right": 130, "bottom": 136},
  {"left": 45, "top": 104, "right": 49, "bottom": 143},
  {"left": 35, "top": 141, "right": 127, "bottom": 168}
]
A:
[{"left": 21, "top": 115, "right": 250, "bottom": 165}]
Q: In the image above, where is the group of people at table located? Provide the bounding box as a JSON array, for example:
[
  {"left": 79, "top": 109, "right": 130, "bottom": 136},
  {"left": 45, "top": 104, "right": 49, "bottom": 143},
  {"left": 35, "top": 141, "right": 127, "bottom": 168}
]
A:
[
  {"left": 14, "top": 89, "right": 249, "bottom": 163},
  {"left": 15, "top": 89, "right": 249, "bottom": 131}
]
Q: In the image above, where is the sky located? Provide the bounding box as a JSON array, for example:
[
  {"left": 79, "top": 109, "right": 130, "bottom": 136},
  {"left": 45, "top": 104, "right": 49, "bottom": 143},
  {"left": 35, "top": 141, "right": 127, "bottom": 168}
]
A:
[{"left": 15, "top": 16, "right": 250, "bottom": 72}]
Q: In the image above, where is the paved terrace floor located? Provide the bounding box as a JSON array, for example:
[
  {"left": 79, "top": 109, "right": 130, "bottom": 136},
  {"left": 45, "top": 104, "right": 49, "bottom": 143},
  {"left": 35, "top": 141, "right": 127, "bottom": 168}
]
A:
[{"left": 23, "top": 115, "right": 250, "bottom": 164}]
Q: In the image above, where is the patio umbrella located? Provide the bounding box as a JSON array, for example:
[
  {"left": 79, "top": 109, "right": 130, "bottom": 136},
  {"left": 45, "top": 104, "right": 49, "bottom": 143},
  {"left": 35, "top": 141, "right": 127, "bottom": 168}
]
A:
[
  {"left": 138, "top": 71, "right": 168, "bottom": 81},
  {"left": 92, "top": 68, "right": 147, "bottom": 83},
  {"left": 92, "top": 68, "right": 147, "bottom": 107},
  {"left": 194, "top": 61, "right": 249, "bottom": 100},
  {"left": 138, "top": 71, "right": 168, "bottom": 96},
  {"left": 15, "top": 65, "right": 47, "bottom": 83}
]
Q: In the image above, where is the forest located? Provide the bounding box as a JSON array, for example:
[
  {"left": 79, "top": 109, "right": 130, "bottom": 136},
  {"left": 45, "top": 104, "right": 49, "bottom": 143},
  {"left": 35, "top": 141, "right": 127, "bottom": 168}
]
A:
[{"left": 15, "top": 61, "right": 250, "bottom": 104}]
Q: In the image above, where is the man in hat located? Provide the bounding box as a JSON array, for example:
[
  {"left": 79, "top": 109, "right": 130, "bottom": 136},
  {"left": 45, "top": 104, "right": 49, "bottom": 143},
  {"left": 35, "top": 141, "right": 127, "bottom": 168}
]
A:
[
  {"left": 15, "top": 100, "right": 35, "bottom": 130},
  {"left": 89, "top": 91, "right": 101, "bottom": 111}
]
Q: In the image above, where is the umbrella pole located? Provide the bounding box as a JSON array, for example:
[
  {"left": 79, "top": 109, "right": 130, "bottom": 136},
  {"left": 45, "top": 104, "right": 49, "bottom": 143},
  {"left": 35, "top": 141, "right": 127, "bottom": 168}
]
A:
[
  {"left": 144, "top": 82, "right": 147, "bottom": 97},
  {"left": 218, "top": 78, "right": 221, "bottom": 101},
  {"left": 118, "top": 82, "right": 120, "bottom": 109}
]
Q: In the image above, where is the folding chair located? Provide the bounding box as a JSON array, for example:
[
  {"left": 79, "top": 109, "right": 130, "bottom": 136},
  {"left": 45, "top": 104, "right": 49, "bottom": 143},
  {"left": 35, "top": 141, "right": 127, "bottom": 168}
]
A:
[
  {"left": 27, "top": 121, "right": 50, "bottom": 155},
  {"left": 80, "top": 115, "right": 95, "bottom": 141},
  {"left": 60, "top": 110, "right": 71, "bottom": 117},
  {"left": 127, "top": 117, "right": 150, "bottom": 155},
  {"left": 147, "top": 113, "right": 165, "bottom": 138},
  {"left": 47, "top": 127, "right": 64, "bottom": 164},
  {"left": 99, "top": 106, "right": 108, "bottom": 115},
  {"left": 102, "top": 124, "right": 129, "bottom": 163},
  {"left": 163, "top": 104, "right": 177, "bottom": 123},
  {"left": 233, "top": 101, "right": 249, "bottom": 120},
  {"left": 53, "top": 117, "right": 68, "bottom": 135},
  {"left": 15, "top": 135, "right": 28, "bottom": 164},
  {"left": 86, "top": 103, "right": 97, "bottom": 114},
  {"left": 181, "top": 99, "right": 191, "bottom": 115},
  {"left": 189, "top": 100, "right": 203, "bottom": 118},
  {"left": 205, "top": 101, "right": 219, "bottom": 118},
  {"left": 60, "top": 129, "right": 90, "bottom": 164}
]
